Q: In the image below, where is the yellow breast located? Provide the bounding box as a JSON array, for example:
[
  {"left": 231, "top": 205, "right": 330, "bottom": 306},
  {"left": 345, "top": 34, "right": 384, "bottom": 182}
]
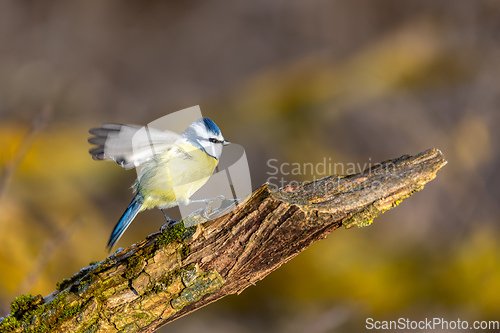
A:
[{"left": 138, "top": 142, "right": 218, "bottom": 210}]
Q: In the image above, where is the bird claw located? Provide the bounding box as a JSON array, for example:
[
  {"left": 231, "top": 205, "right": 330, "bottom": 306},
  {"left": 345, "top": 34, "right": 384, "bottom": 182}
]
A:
[
  {"left": 160, "top": 219, "right": 180, "bottom": 233},
  {"left": 189, "top": 196, "right": 240, "bottom": 221},
  {"left": 160, "top": 209, "right": 179, "bottom": 232}
]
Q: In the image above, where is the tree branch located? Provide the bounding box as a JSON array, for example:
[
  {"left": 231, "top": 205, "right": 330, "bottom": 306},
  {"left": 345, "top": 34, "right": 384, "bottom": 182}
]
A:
[{"left": 0, "top": 148, "right": 447, "bottom": 333}]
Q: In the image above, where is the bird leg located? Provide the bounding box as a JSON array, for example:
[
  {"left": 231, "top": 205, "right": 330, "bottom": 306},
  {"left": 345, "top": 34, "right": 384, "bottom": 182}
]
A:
[
  {"left": 190, "top": 196, "right": 240, "bottom": 220},
  {"left": 160, "top": 209, "right": 179, "bottom": 232}
]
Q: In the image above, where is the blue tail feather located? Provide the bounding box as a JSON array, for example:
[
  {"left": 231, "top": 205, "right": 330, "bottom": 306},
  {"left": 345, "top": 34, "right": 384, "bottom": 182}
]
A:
[{"left": 107, "top": 193, "right": 143, "bottom": 251}]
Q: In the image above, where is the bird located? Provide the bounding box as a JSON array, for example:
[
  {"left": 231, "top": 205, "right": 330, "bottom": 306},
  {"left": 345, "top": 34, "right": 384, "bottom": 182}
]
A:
[{"left": 88, "top": 117, "right": 229, "bottom": 251}]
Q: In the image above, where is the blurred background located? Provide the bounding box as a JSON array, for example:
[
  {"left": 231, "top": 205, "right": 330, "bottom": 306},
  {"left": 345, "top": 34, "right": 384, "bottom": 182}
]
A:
[{"left": 0, "top": 1, "right": 499, "bottom": 332}]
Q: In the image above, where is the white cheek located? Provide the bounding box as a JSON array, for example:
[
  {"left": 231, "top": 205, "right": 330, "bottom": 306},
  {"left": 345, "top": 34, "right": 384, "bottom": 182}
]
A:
[
  {"left": 200, "top": 141, "right": 216, "bottom": 158},
  {"left": 214, "top": 143, "right": 223, "bottom": 159},
  {"left": 208, "top": 143, "right": 218, "bottom": 158}
]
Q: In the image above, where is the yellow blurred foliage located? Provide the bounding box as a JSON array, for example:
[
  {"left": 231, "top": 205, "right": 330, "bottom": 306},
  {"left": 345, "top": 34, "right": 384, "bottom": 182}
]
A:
[
  {"left": 0, "top": 123, "right": 117, "bottom": 297},
  {"left": 452, "top": 115, "right": 492, "bottom": 171}
]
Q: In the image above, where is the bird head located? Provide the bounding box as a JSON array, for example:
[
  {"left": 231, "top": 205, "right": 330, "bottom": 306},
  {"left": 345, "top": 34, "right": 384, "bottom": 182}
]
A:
[{"left": 181, "top": 117, "right": 229, "bottom": 160}]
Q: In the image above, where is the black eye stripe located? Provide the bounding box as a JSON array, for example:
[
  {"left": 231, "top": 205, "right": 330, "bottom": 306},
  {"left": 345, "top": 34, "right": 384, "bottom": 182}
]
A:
[{"left": 209, "top": 138, "right": 222, "bottom": 143}]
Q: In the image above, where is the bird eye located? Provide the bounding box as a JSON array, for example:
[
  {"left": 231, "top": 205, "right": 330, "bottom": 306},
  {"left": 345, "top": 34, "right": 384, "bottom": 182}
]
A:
[{"left": 209, "top": 138, "right": 218, "bottom": 143}]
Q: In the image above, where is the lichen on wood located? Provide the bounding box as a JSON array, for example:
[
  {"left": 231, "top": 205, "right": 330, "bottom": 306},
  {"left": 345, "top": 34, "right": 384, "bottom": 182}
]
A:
[{"left": 0, "top": 148, "right": 447, "bottom": 333}]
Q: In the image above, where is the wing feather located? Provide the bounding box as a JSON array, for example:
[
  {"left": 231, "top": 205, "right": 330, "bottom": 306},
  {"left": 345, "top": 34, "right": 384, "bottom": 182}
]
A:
[{"left": 88, "top": 123, "right": 181, "bottom": 169}]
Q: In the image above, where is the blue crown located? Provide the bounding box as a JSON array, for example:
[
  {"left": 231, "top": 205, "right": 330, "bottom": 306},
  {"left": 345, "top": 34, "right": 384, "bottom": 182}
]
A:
[{"left": 203, "top": 117, "right": 221, "bottom": 136}]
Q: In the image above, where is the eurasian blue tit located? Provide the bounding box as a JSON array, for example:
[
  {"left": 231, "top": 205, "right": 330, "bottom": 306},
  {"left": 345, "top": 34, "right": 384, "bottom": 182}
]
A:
[{"left": 88, "top": 117, "right": 228, "bottom": 250}]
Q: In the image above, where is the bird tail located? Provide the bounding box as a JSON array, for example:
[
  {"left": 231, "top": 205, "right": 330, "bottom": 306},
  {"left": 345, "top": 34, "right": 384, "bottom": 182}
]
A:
[{"left": 107, "top": 193, "right": 143, "bottom": 252}]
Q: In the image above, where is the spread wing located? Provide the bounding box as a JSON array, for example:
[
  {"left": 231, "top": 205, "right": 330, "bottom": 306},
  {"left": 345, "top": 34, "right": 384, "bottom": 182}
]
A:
[{"left": 88, "top": 123, "right": 181, "bottom": 170}]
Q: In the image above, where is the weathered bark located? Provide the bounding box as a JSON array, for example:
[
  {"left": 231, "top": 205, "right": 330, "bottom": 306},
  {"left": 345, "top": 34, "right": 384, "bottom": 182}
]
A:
[{"left": 0, "top": 148, "right": 447, "bottom": 333}]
